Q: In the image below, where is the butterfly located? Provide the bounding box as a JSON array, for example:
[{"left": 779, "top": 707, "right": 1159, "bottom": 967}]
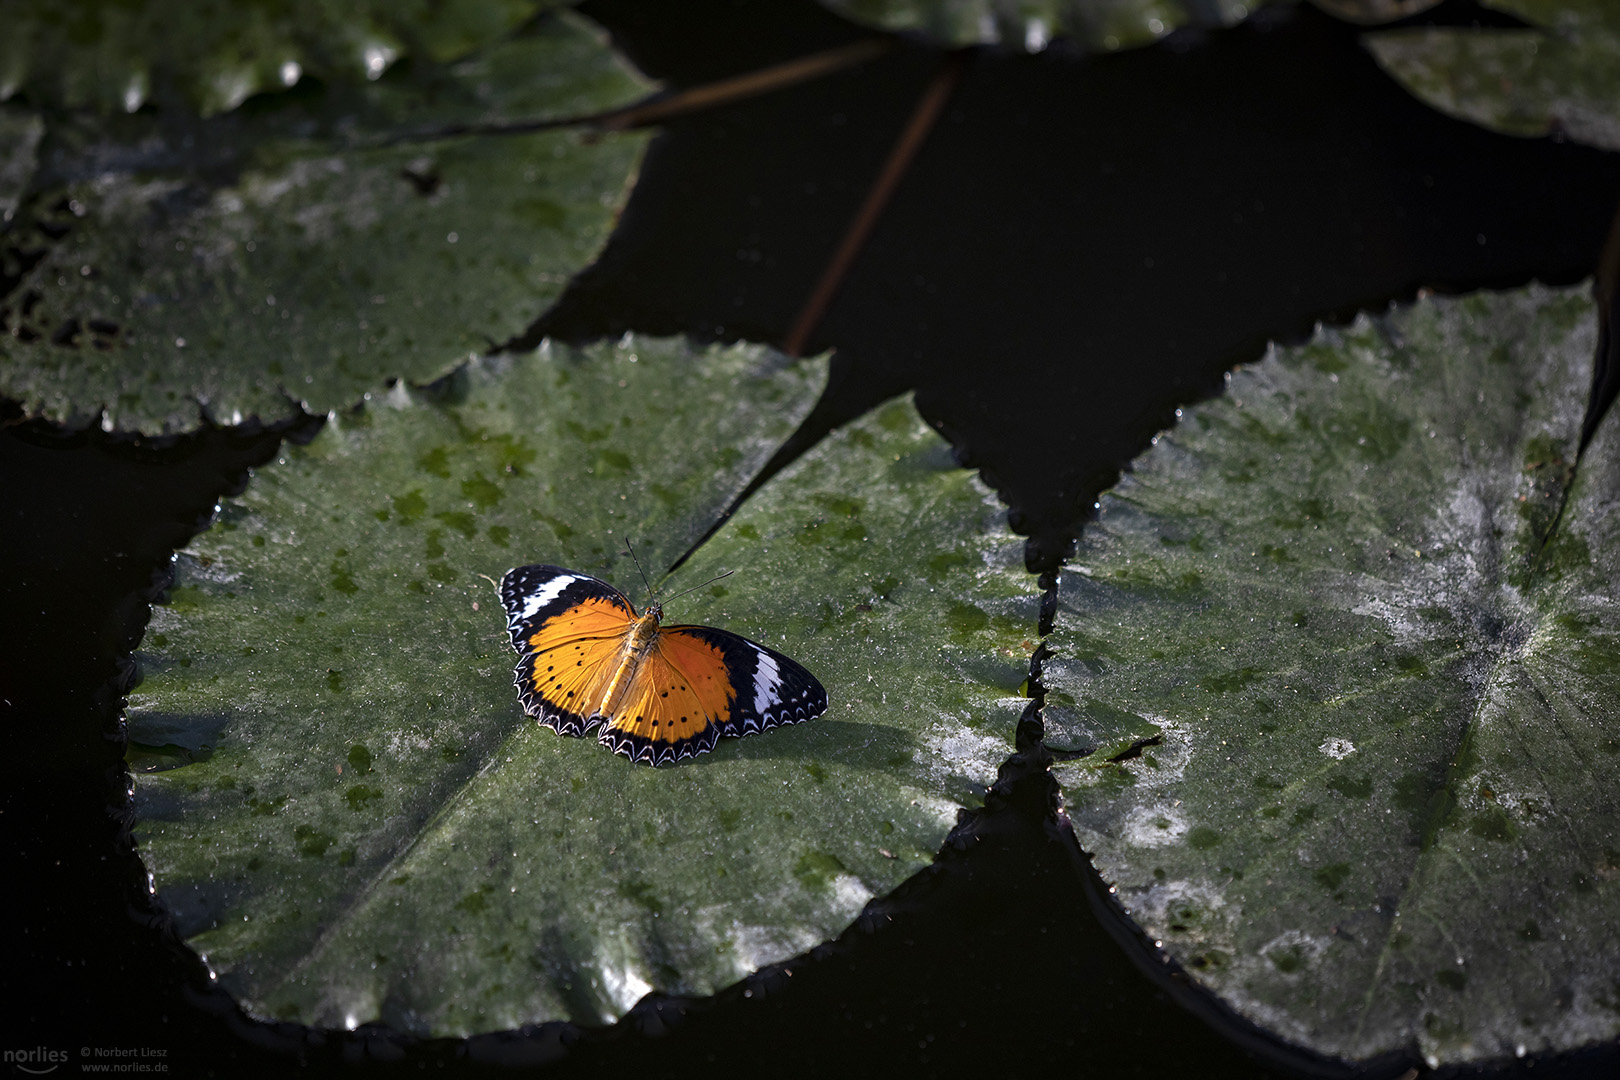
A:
[{"left": 498, "top": 563, "right": 829, "bottom": 765}]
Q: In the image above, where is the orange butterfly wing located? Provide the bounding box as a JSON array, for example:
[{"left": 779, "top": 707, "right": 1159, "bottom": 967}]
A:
[
  {"left": 501, "top": 566, "right": 638, "bottom": 736},
  {"left": 656, "top": 625, "right": 827, "bottom": 739},
  {"left": 519, "top": 616, "right": 632, "bottom": 736},
  {"left": 597, "top": 630, "right": 737, "bottom": 765}
]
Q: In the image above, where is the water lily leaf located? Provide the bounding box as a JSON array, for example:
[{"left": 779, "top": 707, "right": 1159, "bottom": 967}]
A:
[
  {"left": 0, "top": 12, "right": 650, "bottom": 433},
  {"left": 816, "top": 0, "right": 1200, "bottom": 51},
  {"left": 126, "top": 337, "right": 1033, "bottom": 1035},
  {"left": 1044, "top": 283, "right": 1620, "bottom": 1065},
  {"left": 1367, "top": 1, "right": 1620, "bottom": 151},
  {"left": 0, "top": 0, "right": 562, "bottom": 116}
]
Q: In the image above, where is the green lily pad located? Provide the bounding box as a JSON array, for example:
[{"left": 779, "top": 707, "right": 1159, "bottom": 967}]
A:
[
  {"left": 1044, "top": 283, "right": 1620, "bottom": 1065},
  {"left": 0, "top": 11, "right": 651, "bottom": 433},
  {"left": 1366, "top": 1, "right": 1620, "bottom": 150},
  {"left": 127, "top": 337, "right": 1034, "bottom": 1035},
  {"left": 0, "top": 0, "right": 562, "bottom": 116},
  {"left": 817, "top": 0, "right": 1209, "bottom": 52}
]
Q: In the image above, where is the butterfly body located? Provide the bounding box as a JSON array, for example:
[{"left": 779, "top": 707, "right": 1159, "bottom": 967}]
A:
[
  {"left": 590, "top": 603, "right": 664, "bottom": 723},
  {"left": 499, "top": 564, "right": 828, "bottom": 765}
]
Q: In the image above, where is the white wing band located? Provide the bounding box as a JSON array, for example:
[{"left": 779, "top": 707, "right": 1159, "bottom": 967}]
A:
[
  {"left": 517, "top": 573, "right": 579, "bottom": 622},
  {"left": 751, "top": 650, "right": 782, "bottom": 718}
]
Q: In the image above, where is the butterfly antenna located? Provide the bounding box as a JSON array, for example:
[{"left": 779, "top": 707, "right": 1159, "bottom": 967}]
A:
[
  {"left": 662, "top": 569, "right": 736, "bottom": 608},
  {"left": 623, "top": 537, "right": 657, "bottom": 602}
]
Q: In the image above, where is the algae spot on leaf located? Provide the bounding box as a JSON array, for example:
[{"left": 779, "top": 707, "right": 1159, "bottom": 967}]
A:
[
  {"left": 1047, "top": 284, "right": 1620, "bottom": 1065},
  {"left": 1312, "top": 862, "right": 1352, "bottom": 892},
  {"left": 794, "top": 851, "right": 848, "bottom": 889},
  {"left": 434, "top": 511, "right": 478, "bottom": 539},
  {"left": 392, "top": 491, "right": 428, "bottom": 523},
  {"left": 418, "top": 447, "right": 453, "bottom": 480},
  {"left": 327, "top": 560, "right": 360, "bottom": 596},
  {"left": 127, "top": 336, "right": 1035, "bottom": 1036},
  {"left": 460, "top": 474, "right": 503, "bottom": 511},
  {"left": 293, "top": 825, "right": 335, "bottom": 858},
  {"left": 945, "top": 601, "right": 990, "bottom": 634},
  {"left": 1268, "top": 943, "right": 1307, "bottom": 975}
]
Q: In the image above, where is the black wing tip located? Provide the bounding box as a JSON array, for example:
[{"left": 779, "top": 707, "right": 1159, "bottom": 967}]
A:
[
  {"left": 499, "top": 563, "right": 584, "bottom": 604},
  {"left": 499, "top": 564, "right": 567, "bottom": 641},
  {"left": 499, "top": 562, "right": 559, "bottom": 595},
  {"left": 722, "top": 657, "right": 829, "bottom": 738}
]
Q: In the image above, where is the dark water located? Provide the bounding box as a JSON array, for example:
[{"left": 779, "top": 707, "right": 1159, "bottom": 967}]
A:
[{"left": 6, "top": 0, "right": 1620, "bottom": 1076}]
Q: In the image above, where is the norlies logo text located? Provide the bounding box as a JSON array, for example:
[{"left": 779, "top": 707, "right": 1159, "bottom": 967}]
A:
[{"left": 5, "top": 1046, "right": 68, "bottom": 1073}]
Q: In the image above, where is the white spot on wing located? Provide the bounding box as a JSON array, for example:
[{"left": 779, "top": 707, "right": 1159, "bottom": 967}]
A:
[
  {"left": 752, "top": 650, "right": 782, "bottom": 716},
  {"left": 519, "top": 573, "right": 579, "bottom": 621}
]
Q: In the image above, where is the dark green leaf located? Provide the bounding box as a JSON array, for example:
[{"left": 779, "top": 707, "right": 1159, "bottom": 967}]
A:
[
  {"left": 1045, "top": 284, "right": 1620, "bottom": 1064},
  {"left": 0, "top": 13, "right": 650, "bottom": 432}
]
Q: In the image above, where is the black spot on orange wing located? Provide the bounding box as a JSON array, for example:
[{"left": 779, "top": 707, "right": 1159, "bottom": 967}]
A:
[
  {"left": 598, "top": 643, "right": 727, "bottom": 765},
  {"left": 514, "top": 617, "right": 630, "bottom": 737}
]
